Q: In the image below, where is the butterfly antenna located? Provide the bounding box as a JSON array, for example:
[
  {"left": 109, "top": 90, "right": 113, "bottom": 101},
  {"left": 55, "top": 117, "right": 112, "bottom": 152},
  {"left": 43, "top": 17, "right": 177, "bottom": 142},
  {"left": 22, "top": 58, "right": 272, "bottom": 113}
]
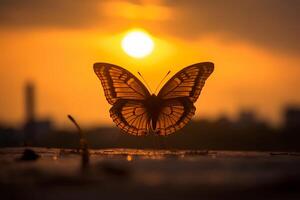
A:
[
  {"left": 154, "top": 70, "right": 171, "bottom": 94},
  {"left": 138, "top": 72, "right": 152, "bottom": 93}
]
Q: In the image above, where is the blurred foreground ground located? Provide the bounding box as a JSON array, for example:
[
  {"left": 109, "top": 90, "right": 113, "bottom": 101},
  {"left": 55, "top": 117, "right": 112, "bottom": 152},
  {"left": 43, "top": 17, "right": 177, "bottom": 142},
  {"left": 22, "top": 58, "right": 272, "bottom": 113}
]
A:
[{"left": 1, "top": 148, "right": 300, "bottom": 200}]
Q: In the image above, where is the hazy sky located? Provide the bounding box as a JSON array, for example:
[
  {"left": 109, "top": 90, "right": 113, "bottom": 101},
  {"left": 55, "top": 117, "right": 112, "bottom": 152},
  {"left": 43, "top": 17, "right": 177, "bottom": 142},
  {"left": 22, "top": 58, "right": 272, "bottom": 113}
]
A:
[{"left": 0, "top": 0, "right": 299, "bottom": 127}]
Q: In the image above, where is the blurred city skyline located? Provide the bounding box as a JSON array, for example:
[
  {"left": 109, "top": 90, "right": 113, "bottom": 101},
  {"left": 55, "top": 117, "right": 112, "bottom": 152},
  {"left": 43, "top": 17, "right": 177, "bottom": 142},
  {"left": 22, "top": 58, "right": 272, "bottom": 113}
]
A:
[{"left": 0, "top": 79, "right": 299, "bottom": 150}]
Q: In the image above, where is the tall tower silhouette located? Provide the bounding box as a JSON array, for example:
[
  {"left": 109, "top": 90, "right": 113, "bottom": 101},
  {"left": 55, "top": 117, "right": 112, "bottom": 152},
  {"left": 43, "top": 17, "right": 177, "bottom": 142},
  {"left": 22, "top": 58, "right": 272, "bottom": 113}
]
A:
[
  {"left": 24, "top": 82, "right": 36, "bottom": 146},
  {"left": 25, "top": 82, "right": 35, "bottom": 122}
]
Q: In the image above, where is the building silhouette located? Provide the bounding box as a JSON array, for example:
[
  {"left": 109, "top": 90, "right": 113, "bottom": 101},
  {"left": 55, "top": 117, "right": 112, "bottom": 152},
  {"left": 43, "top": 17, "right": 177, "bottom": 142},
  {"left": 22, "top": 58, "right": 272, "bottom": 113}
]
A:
[
  {"left": 23, "top": 82, "right": 36, "bottom": 145},
  {"left": 284, "top": 107, "right": 300, "bottom": 132},
  {"left": 23, "top": 82, "right": 52, "bottom": 146}
]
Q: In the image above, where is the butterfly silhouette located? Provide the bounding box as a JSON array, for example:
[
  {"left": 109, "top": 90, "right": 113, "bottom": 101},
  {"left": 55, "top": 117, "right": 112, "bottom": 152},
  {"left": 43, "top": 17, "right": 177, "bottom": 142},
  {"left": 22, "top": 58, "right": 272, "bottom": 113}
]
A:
[{"left": 94, "top": 62, "right": 214, "bottom": 136}]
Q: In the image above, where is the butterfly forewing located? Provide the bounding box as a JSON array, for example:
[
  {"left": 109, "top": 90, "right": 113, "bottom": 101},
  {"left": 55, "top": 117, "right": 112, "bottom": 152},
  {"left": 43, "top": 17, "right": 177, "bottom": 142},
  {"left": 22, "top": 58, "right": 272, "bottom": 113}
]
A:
[
  {"left": 110, "top": 100, "right": 151, "bottom": 136},
  {"left": 158, "top": 62, "right": 214, "bottom": 102},
  {"left": 94, "top": 63, "right": 150, "bottom": 105},
  {"left": 155, "top": 98, "right": 196, "bottom": 135}
]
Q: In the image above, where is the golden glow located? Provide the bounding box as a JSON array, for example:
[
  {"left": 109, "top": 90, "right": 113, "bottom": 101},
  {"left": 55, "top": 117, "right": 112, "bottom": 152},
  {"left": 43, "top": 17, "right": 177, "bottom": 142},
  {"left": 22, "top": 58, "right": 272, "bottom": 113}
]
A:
[
  {"left": 126, "top": 155, "right": 133, "bottom": 161},
  {"left": 0, "top": 30, "right": 299, "bottom": 127},
  {"left": 102, "top": 1, "right": 172, "bottom": 21},
  {"left": 121, "top": 30, "right": 154, "bottom": 58}
]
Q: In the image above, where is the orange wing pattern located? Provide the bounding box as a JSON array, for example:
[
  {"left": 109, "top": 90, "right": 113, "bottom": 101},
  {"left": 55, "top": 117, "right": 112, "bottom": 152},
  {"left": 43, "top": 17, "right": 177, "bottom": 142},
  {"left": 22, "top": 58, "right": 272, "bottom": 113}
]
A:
[
  {"left": 110, "top": 100, "right": 151, "bottom": 136},
  {"left": 94, "top": 63, "right": 150, "bottom": 105},
  {"left": 155, "top": 98, "right": 196, "bottom": 135},
  {"left": 158, "top": 62, "right": 214, "bottom": 102}
]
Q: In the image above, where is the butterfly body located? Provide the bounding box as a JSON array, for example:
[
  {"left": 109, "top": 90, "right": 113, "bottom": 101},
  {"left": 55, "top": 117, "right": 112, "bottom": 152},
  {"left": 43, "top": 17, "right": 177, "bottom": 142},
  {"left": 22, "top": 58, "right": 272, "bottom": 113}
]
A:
[
  {"left": 144, "top": 94, "right": 164, "bottom": 130},
  {"left": 94, "top": 62, "right": 214, "bottom": 136}
]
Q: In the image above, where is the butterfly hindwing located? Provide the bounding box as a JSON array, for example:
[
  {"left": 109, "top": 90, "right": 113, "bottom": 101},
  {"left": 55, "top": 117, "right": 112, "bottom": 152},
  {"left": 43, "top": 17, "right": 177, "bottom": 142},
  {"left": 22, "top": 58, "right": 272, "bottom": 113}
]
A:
[
  {"left": 94, "top": 63, "right": 150, "bottom": 105},
  {"left": 158, "top": 62, "right": 214, "bottom": 102},
  {"left": 110, "top": 99, "right": 151, "bottom": 136},
  {"left": 155, "top": 98, "right": 196, "bottom": 135}
]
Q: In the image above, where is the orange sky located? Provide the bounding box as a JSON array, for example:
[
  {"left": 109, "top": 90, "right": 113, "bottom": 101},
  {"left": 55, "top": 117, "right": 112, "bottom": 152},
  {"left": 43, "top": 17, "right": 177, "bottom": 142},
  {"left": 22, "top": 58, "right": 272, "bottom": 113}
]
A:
[{"left": 0, "top": 0, "right": 299, "bottom": 128}]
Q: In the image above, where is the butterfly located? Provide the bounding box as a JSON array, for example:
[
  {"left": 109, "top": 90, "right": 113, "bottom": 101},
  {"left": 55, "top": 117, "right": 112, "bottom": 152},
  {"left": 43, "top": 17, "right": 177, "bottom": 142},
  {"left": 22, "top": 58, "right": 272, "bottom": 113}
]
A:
[{"left": 93, "top": 62, "right": 214, "bottom": 136}]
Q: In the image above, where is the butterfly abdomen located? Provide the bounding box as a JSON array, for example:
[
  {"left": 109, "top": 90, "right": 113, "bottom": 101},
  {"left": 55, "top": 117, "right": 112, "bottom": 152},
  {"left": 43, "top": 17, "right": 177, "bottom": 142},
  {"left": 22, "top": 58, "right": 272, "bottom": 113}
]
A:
[{"left": 144, "top": 94, "right": 163, "bottom": 130}]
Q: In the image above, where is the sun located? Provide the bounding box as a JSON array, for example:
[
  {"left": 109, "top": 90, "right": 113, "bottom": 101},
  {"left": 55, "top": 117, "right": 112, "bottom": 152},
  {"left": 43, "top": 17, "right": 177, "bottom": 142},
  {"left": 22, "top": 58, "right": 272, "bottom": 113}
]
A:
[{"left": 121, "top": 29, "right": 154, "bottom": 58}]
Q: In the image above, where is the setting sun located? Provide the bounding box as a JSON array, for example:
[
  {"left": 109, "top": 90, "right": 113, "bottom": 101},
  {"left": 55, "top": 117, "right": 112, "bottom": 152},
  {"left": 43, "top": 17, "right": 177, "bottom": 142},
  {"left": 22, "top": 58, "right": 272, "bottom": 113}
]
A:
[{"left": 121, "top": 30, "right": 154, "bottom": 58}]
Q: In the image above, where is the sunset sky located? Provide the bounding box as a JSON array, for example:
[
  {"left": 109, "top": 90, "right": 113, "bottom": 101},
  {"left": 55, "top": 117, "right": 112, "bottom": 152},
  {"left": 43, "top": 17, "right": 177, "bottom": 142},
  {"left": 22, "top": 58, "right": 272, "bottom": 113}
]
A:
[{"left": 0, "top": 0, "right": 299, "bottom": 128}]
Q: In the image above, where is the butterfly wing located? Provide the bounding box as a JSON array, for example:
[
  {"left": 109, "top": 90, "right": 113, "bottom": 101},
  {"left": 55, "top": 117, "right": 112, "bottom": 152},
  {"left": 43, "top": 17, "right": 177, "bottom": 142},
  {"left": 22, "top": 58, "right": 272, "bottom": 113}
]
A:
[
  {"left": 155, "top": 62, "right": 214, "bottom": 135},
  {"left": 94, "top": 62, "right": 151, "bottom": 135},
  {"left": 94, "top": 62, "right": 151, "bottom": 105},
  {"left": 110, "top": 99, "right": 151, "bottom": 136},
  {"left": 155, "top": 98, "right": 195, "bottom": 135},
  {"left": 157, "top": 62, "right": 214, "bottom": 102}
]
